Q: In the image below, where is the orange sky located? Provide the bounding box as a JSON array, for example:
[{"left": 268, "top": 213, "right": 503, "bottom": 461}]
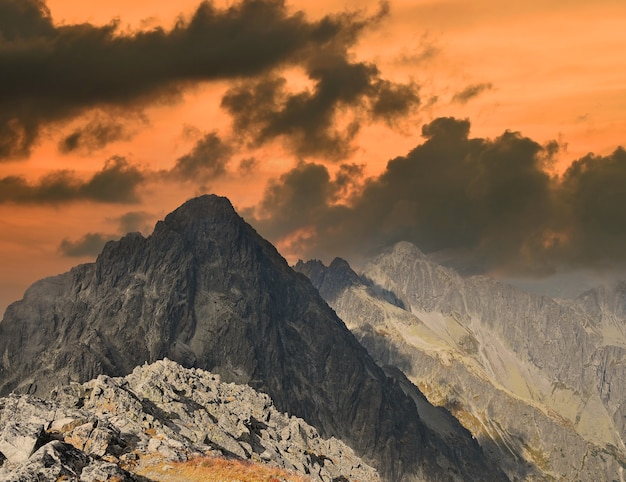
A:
[{"left": 1, "top": 0, "right": 626, "bottom": 314}]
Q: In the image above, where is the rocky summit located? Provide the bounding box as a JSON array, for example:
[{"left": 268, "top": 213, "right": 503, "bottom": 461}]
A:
[
  {"left": 0, "top": 359, "right": 378, "bottom": 482},
  {"left": 0, "top": 195, "right": 506, "bottom": 481},
  {"left": 295, "top": 242, "right": 626, "bottom": 481}
]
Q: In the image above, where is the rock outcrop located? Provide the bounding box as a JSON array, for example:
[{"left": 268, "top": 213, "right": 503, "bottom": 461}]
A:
[
  {"left": 295, "top": 242, "right": 626, "bottom": 481},
  {"left": 0, "top": 195, "right": 506, "bottom": 481},
  {"left": 0, "top": 359, "right": 377, "bottom": 481},
  {"left": 0, "top": 395, "right": 134, "bottom": 481}
]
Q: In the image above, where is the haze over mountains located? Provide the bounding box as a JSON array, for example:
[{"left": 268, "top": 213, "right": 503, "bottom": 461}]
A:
[{"left": 0, "top": 195, "right": 506, "bottom": 481}]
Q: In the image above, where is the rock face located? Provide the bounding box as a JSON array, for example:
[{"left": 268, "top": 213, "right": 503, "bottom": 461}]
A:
[
  {"left": 295, "top": 242, "right": 626, "bottom": 480},
  {"left": 0, "top": 195, "right": 505, "bottom": 481},
  {"left": 0, "top": 359, "right": 378, "bottom": 482},
  {"left": 0, "top": 395, "right": 133, "bottom": 481}
]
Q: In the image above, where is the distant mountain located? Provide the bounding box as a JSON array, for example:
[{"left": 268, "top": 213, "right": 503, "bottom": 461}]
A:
[
  {"left": 0, "top": 195, "right": 505, "bottom": 481},
  {"left": 295, "top": 242, "right": 626, "bottom": 481}
]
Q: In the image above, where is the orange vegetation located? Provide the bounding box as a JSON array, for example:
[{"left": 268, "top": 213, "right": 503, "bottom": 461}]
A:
[{"left": 134, "top": 455, "right": 312, "bottom": 482}]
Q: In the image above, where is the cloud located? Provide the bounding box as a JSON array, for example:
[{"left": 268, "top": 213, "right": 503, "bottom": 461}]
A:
[
  {"left": 170, "top": 131, "right": 232, "bottom": 181},
  {"left": 0, "top": 0, "right": 387, "bottom": 160},
  {"left": 370, "top": 80, "right": 420, "bottom": 126},
  {"left": 248, "top": 117, "right": 588, "bottom": 275},
  {"left": 249, "top": 161, "right": 336, "bottom": 239},
  {"left": 0, "top": 156, "right": 144, "bottom": 204},
  {"left": 116, "top": 211, "right": 154, "bottom": 234},
  {"left": 0, "top": 0, "right": 54, "bottom": 41},
  {"left": 560, "top": 147, "right": 626, "bottom": 268},
  {"left": 333, "top": 162, "right": 365, "bottom": 198},
  {"left": 59, "top": 232, "right": 119, "bottom": 257},
  {"left": 238, "top": 157, "right": 260, "bottom": 175},
  {"left": 395, "top": 40, "right": 440, "bottom": 66},
  {"left": 58, "top": 118, "right": 128, "bottom": 154},
  {"left": 452, "top": 83, "right": 493, "bottom": 104},
  {"left": 221, "top": 55, "right": 420, "bottom": 159},
  {"left": 59, "top": 210, "right": 155, "bottom": 258}
]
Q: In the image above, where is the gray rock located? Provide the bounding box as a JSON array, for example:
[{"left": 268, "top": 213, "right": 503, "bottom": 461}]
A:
[
  {"left": 0, "top": 421, "right": 43, "bottom": 464},
  {"left": 80, "top": 461, "right": 133, "bottom": 482},
  {"left": 1, "top": 440, "right": 90, "bottom": 482},
  {"left": 49, "top": 416, "right": 89, "bottom": 433},
  {"left": 64, "top": 421, "right": 120, "bottom": 457},
  {"left": 0, "top": 360, "right": 379, "bottom": 482}
]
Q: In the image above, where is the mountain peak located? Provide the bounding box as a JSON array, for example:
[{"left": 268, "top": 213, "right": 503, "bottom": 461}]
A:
[
  {"left": 168, "top": 194, "right": 235, "bottom": 220},
  {"left": 157, "top": 194, "right": 241, "bottom": 234},
  {"left": 390, "top": 240, "right": 427, "bottom": 259},
  {"left": 328, "top": 256, "right": 353, "bottom": 271},
  {"left": 138, "top": 193, "right": 284, "bottom": 272},
  {"left": 293, "top": 258, "right": 361, "bottom": 302}
]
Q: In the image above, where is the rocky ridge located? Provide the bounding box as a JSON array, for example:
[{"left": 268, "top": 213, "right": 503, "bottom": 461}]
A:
[
  {"left": 295, "top": 244, "right": 626, "bottom": 481},
  {"left": 0, "top": 358, "right": 377, "bottom": 481},
  {"left": 0, "top": 195, "right": 506, "bottom": 481}
]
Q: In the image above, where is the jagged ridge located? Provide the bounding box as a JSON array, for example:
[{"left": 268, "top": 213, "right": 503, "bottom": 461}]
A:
[{"left": 295, "top": 242, "right": 626, "bottom": 480}]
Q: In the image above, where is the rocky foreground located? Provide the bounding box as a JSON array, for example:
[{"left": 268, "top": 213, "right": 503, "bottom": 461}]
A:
[{"left": 0, "top": 359, "right": 378, "bottom": 481}]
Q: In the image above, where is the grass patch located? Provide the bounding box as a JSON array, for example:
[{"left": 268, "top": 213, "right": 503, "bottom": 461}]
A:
[{"left": 134, "top": 455, "right": 312, "bottom": 482}]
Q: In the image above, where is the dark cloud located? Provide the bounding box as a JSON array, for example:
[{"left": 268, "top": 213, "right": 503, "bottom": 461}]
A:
[
  {"left": 452, "top": 83, "right": 493, "bottom": 104},
  {"left": 248, "top": 117, "right": 582, "bottom": 275},
  {"left": 59, "top": 232, "right": 119, "bottom": 257},
  {"left": 170, "top": 131, "right": 232, "bottom": 180},
  {"left": 58, "top": 116, "right": 129, "bottom": 154},
  {"left": 81, "top": 156, "right": 145, "bottom": 202},
  {"left": 221, "top": 54, "right": 420, "bottom": 159},
  {"left": 60, "top": 210, "right": 155, "bottom": 258},
  {"left": 349, "top": 117, "right": 556, "bottom": 273},
  {"left": 238, "top": 157, "right": 260, "bottom": 175},
  {"left": 560, "top": 147, "right": 626, "bottom": 268},
  {"left": 250, "top": 161, "right": 335, "bottom": 239},
  {"left": 0, "top": 0, "right": 385, "bottom": 160},
  {"left": 221, "top": 73, "right": 358, "bottom": 159},
  {"left": 241, "top": 161, "right": 359, "bottom": 256},
  {"left": 334, "top": 163, "right": 365, "bottom": 198},
  {"left": 370, "top": 80, "right": 420, "bottom": 125},
  {"left": 0, "top": 156, "right": 144, "bottom": 204},
  {"left": 116, "top": 211, "right": 153, "bottom": 234},
  {"left": 0, "top": 0, "right": 54, "bottom": 41}
]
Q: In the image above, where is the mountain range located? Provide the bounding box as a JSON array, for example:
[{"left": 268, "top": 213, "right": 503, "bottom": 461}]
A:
[
  {"left": 295, "top": 241, "right": 626, "bottom": 480},
  {"left": 0, "top": 195, "right": 505, "bottom": 481}
]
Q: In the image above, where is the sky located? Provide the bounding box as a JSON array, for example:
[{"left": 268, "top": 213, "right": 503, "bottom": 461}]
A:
[{"left": 1, "top": 0, "right": 626, "bottom": 314}]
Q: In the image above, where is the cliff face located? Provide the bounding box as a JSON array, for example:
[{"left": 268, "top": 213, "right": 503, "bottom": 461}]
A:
[
  {"left": 295, "top": 242, "right": 626, "bottom": 480},
  {"left": 0, "top": 195, "right": 505, "bottom": 481}
]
